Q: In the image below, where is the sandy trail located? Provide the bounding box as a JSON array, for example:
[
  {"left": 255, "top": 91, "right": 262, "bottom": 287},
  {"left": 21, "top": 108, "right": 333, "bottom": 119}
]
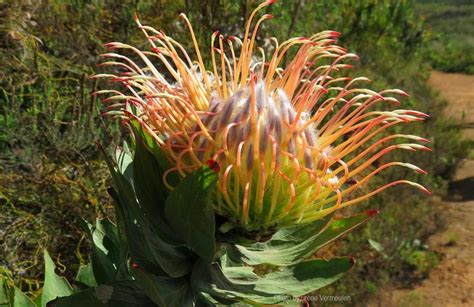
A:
[
  {"left": 370, "top": 71, "right": 474, "bottom": 306},
  {"left": 429, "top": 71, "right": 474, "bottom": 139}
]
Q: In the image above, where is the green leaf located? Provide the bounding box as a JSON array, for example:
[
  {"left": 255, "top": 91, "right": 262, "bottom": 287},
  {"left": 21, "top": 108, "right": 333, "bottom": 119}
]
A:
[
  {"left": 0, "top": 278, "right": 11, "bottom": 306},
  {"left": 47, "top": 280, "right": 156, "bottom": 307},
  {"left": 195, "top": 293, "right": 217, "bottom": 307},
  {"left": 0, "top": 278, "right": 35, "bottom": 307},
  {"left": 108, "top": 159, "right": 192, "bottom": 278},
  {"left": 131, "top": 268, "right": 196, "bottom": 307},
  {"left": 165, "top": 165, "right": 218, "bottom": 264},
  {"left": 229, "top": 210, "right": 378, "bottom": 266},
  {"left": 194, "top": 258, "right": 354, "bottom": 305},
  {"left": 76, "top": 263, "right": 97, "bottom": 288},
  {"left": 237, "top": 258, "right": 354, "bottom": 297},
  {"left": 106, "top": 187, "right": 165, "bottom": 277},
  {"left": 130, "top": 119, "right": 179, "bottom": 187},
  {"left": 33, "top": 291, "right": 42, "bottom": 306},
  {"left": 41, "top": 250, "right": 73, "bottom": 306},
  {"left": 92, "top": 219, "right": 122, "bottom": 280},
  {"left": 103, "top": 128, "right": 195, "bottom": 277},
  {"left": 115, "top": 144, "right": 134, "bottom": 181},
  {"left": 191, "top": 259, "right": 270, "bottom": 305},
  {"left": 81, "top": 219, "right": 125, "bottom": 284},
  {"left": 132, "top": 133, "right": 181, "bottom": 244},
  {"left": 14, "top": 287, "right": 36, "bottom": 307},
  {"left": 141, "top": 223, "right": 193, "bottom": 277}
]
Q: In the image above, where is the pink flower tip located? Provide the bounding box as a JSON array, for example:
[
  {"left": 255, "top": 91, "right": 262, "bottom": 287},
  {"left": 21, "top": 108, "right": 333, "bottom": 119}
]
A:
[
  {"left": 349, "top": 257, "right": 357, "bottom": 265},
  {"left": 156, "top": 31, "right": 165, "bottom": 39},
  {"left": 407, "top": 110, "right": 429, "bottom": 118},
  {"left": 366, "top": 209, "right": 380, "bottom": 217},
  {"left": 416, "top": 168, "right": 428, "bottom": 175},
  {"left": 206, "top": 159, "right": 220, "bottom": 173},
  {"left": 422, "top": 187, "right": 432, "bottom": 195}
]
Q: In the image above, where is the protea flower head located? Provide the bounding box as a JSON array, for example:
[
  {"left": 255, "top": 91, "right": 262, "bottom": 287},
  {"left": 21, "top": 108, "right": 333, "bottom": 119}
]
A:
[{"left": 94, "top": 1, "right": 430, "bottom": 233}]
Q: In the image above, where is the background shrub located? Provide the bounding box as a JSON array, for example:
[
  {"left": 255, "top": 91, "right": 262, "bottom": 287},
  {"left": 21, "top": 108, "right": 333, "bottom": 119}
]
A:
[{"left": 0, "top": 0, "right": 469, "bottom": 301}]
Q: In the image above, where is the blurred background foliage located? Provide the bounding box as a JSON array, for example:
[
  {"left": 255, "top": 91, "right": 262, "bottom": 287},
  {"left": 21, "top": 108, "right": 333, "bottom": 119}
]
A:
[
  {"left": 417, "top": 0, "right": 474, "bottom": 74},
  {"left": 0, "top": 0, "right": 470, "bottom": 303}
]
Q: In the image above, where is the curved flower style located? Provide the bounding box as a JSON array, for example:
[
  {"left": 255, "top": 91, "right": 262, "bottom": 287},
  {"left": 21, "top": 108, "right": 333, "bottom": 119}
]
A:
[{"left": 94, "top": 1, "right": 430, "bottom": 232}]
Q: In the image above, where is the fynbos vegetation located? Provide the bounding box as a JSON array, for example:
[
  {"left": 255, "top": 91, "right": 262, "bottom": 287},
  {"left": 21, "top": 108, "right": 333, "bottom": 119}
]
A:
[{"left": 0, "top": 0, "right": 469, "bottom": 305}]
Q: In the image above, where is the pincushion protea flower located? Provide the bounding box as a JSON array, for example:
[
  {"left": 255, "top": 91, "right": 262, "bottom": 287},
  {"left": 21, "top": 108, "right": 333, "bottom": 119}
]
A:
[{"left": 93, "top": 0, "right": 430, "bottom": 233}]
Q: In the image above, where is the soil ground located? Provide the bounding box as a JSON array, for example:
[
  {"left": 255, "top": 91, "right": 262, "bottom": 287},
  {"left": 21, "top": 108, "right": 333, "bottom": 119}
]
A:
[{"left": 370, "top": 71, "right": 474, "bottom": 306}]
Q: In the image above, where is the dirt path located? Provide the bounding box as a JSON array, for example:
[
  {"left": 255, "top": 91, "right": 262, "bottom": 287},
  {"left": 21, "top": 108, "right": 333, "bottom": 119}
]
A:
[
  {"left": 429, "top": 71, "right": 474, "bottom": 139},
  {"left": 370, "top": 71, "right": 474, "bottom": 306}
]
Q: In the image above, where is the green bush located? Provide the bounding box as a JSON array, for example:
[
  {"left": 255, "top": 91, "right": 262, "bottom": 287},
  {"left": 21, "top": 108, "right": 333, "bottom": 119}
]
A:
[
  {"left": 0, "top": 0, "right": 469, "bottom": 303},
  {"left": 416, "top": 1, "right": 474, "bottom": 74}
]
